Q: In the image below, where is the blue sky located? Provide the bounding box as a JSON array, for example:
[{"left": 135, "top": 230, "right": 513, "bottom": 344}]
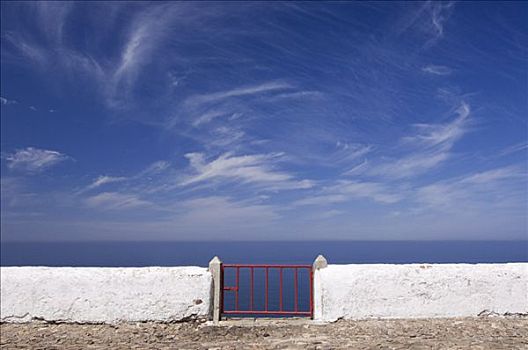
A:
[{"left": 1, "top": 2, "right": 526, "bottom": 241}]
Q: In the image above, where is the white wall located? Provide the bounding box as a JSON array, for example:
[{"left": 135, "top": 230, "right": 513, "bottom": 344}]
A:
[
  {"left": 1, "top": 267, "right": 211, "bottom": 323},
  {"left": 314, "top": 263, "right": 528, "bottom": 321},
  {"left": 3, "top": 263, "right": 527, "bottom": 323}
]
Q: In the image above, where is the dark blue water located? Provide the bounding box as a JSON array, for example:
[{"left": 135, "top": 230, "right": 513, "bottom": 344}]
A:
[{"left": 1, "top": 241, "right": 526, "bottom": 267}]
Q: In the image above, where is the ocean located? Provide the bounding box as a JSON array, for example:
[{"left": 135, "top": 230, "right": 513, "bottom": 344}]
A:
[{"left": 1, "top": 240, "right": 526, "bottom": 267}]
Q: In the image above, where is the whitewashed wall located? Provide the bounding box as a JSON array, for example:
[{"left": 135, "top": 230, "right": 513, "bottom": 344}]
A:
[
  {"left": 1, "top": 267, "right": 211, "bottom": 323},
  {"left": 3, "top": 263, "right": 527, "bottom": 323},
  {"left": 314, "top": 263, "right": 528, "bottom": 321}
]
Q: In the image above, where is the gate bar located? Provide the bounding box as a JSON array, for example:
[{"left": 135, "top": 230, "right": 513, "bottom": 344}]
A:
[
  {"left": 265, "top": 267, "right": 269, "bottom": 311},
  {"left": 309, "top": 267, "right": 314, "bottom": 316},
  {"left": 294, "top": 268, "right": 298, "bottom": 312},
  {"left": 250, "top": 267, "right": 254, "bottom": 310},
  {"left": 279, "top": 268, "right": 283, "bottom": 311},
  {"left": 235, "top": 267, "right": 239, "bottom": 311}
]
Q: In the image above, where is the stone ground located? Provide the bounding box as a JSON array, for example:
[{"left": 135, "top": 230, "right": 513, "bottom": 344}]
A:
[{"left": 1, "top": 317, "right": 527, "bottom": 349}]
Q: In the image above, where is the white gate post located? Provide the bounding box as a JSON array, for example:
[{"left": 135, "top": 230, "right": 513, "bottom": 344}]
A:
[
  {"left": 209, "top": 256, "right": 222, "bottom": 324},
  {"left": 313, "top": 254, "right": 328, "bottom": 321}
]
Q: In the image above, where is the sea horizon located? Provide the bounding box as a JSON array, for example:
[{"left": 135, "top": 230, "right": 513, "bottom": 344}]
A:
[{"left": 2, "top": 240, "right": 527, "bottom": 267}]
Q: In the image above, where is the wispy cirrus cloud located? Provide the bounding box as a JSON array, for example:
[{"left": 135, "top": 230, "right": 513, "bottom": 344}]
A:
[
  {"left": 181, "top": 152, "right": 313, "bottom": 190},
  {"left": 402, "top": 102, "right": 470, "bottom": 148},
  {"left": 293, "top": 194, "right": 348, "bottom": 206},
  {"left": 184, "top": 81, "right": 292, "bottom": 108},
  {"left": 391, "top": 1, "right": 455, "bottom": 47},
  {"left": 0, "top": 177, "right": 38, "bottom": 209},
  {"left": 136, "top": 160, "right": 171, "bottom": 177},
  {"left": 422, "top": 64, "right": 452, "bottom": 76},
  {"left": 33, "top": 1, "right": 73, "bottom": 44},
  {"left": 59, "top": 195, "right": 280, "bottom": 240},
  {"left": 84, "top": 192, "right": 152, "bottom": 210},
  {"left": 3, "top": 147, "right": 70, "bottom": 173},
  {"left": 267, "top": 91, "right": 324, "bottom": 101},
  {"left": 333, "top": 143, "right": 372, "bottom": 165},
  {"left": 105, "top": 4, "right": 186, "bottom": 109},
  {"left": 428, "top": 2, "right": 454, "bottom": 42},
  {"left": 496, "top": 142, "right": 528, "bottom": 157},
  {"left": 1, "top": 2, "right": 206, "bottom": 112},
  {"left": 459, "top": 165, "right": 525, "bottom": 185},
  {"left": 177, "top": 196, "right": 279, "bottom": 228},
  {"left": 416, "top": 165, "right": 526, "bottom": 211},
  {"left": 332, "top": 181, "right": 403, "bottom": 204},
  {"left": 295, "top": 180, "right": 403, "bottom": 206},
  {"left": 192, "top": 110, "right": 230, "bottom": 127},
  {"left": 1, "top": 2, "right": 80, "bottom": 67},
  {"left": 78, "top": 160, "right": 171, "bottom": 196},
  {"left": 365, "top": 102, "right": 470, "bottom": 178},
  {"left": 0, "top": 96, "right": 17, "bottom": 105},
  {"left": 83, "top": 176, "right": 127, "bottom": 192},
  {"left": 369, "top": 152, "right": 450, "bottom": 179},
  {"left": 167, "top": 81, "right": 294, "bottom": 134},
  {"left": 343, "top": 159, "right": 370, "bottom": 176}
]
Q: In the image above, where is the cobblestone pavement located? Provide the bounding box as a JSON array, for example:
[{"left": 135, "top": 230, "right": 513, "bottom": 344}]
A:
[{"left": 1, "top": 317, "right": 527, "bottom": 349}]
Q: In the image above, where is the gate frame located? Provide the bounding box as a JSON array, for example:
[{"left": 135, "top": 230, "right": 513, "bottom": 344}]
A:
[{"left": 221, "top": 264, "right": 314, "bottom": 318}]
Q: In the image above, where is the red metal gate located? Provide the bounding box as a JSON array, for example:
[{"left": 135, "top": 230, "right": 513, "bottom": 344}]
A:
[{"left": 221, "top": 264, "right": 313, "bottom": 317}]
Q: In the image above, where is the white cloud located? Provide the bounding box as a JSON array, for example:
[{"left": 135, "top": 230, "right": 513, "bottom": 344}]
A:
[
  {"left": 333, "top": 181, "right": 403, "bottom": 204},
  {"left": 192, "top": 110, "right": 228, "bottom": 127},
  {"left": 0, "top": 177, "right": 31, "bottom": 209},
  {"left": 422, "top": 64, "right": 452, "bottom": 75},
  {"left": 295, "top": 181, "right": 402, "bottom": 206},
  {"left": 137, "top": 160, "right": 170, "bottom": 177},
  {"left": 394, "top": 1, "right": 454, "bottom": 47},
  {"left": 85, "top": 192, "right": 151, "bottom": 210},
  {"left": 184, "top": 81, "right": 292, "bottom": 108},
  {"left": 343, "top": 159, "right": 369, "bottom": 176},
  {"left": 0, "top": 97, "right": 17, "bottom": 105},
  {"left": 2, "top": 3, "right": 187, "bottom": 111},
  {"left": 496, "top": 142, "right": 528, "bottom": 157},
  {"left": 403, "top": 102, "right": 469, "bottom": 147},
  {"left": 294, "top": 194, "right": 347, "bottom": 206},
  {"left": 268, "top": 91, "right": 323, "bottom": 101},
  {"left": 105, "top": 6, "right": 179, "bottom": 108},
  {"left": 2, "top": 32, "right": 49, "bottom": 66},
  {"left": 111, "top": 6, "right": 170, "bottom": 85},
  {"left": 416, "top": 183, "right": 462, "bottom": 209},
  {"left": 209, "top": 126, "right": 246, "bottom": 147},
  {"left": 178, "top": 196, "right": 279, "bottom": 226},
  {"left": 416, "top": 165, "right": 526, "bottom": 210},
  {"left": 335, "top": 143, "right": 372, "bottom": 163},
  {"left": 78, "top": 160, "right": 170, "bottom": 195},
  {"left": 367, "top": 102, "right": 470, "bottom": 178},
  {"left": 84, "top": 176, "right": 127, "bottom": 191},
  {"left": 181, "top": 152, "right": 313, "bottom": 190},
  {"left": 369, "top": 151, "right": 450, "bottom": 179},
  {"left": 167, "top": 81, "right": 292, "bottom": 132},
  {"left": 33, "top": 1, "right": 73, "bottom": 44},
  {"left": 4, "top": 147, "right": 69, "bottom": 172},
  {"left": 459, "top": 165, "right": 524, "bottom": 184},
  {"left": 425, "top": 2, "right": 455, "bottom": 44}
]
